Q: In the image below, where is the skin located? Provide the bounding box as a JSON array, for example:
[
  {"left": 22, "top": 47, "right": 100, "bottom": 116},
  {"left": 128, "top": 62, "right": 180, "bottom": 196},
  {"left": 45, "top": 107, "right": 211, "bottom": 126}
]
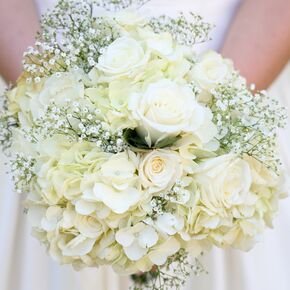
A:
[
  {"left": 221, "top": 0, "right": 290, "bottom": 90},
  {"left": 0, "top": 0, "right": 39, "bottom": 83}
]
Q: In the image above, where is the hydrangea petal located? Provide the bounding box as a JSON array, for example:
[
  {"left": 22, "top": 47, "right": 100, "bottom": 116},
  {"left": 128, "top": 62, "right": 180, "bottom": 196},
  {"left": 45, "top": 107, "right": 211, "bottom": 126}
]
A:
[
  {"left": 148, "top": 238, "right": 180, "bottom": 265},
  {"left": 138, "top": 226, "right": 158, "bottom": 248},
  {"left": 93, "top": 183, "right": 141, "bottom": 214},
  {"left": 116, "top": 229, "right": 135, "bottom": 247},
  {"left": 124, "top": 241, "right": 147, "bottom": 261},
  {"left": 75, "top": 200, "right": 97, "bottom": 215},
  {"left": 61, "top": 235, "right": 96, "bottom": 257}
]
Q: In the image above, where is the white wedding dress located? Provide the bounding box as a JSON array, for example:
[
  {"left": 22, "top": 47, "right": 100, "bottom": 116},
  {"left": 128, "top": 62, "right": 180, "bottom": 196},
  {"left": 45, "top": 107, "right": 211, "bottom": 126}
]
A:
[{"left": 1, "top": 1, "right": 290, "bottom": 290}]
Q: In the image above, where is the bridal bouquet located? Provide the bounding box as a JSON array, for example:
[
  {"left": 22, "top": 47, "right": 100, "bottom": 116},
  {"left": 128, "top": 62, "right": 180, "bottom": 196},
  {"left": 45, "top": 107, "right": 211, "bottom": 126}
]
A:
[{"left": 0, "top": 0, "right": 288, "bottom": 289}]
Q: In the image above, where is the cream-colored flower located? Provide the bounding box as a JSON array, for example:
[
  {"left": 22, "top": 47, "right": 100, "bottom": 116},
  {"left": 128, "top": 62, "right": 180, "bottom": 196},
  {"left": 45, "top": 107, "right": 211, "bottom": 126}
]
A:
[
  {"left": 191, "top": 154, "right": 286, "bottom": 251},
  {"left": 99, "top": 152, "right": 137, "bottom": 190},
  {"left": 97, "top": 37, "right": 149, "bottom": 76},
  {"left": 41, "top": 206, "right": 63, "bottom": 232},
  {"left": 93, "top": 183, "right": 142, "bottom": 214},
  {"left": 244, "top": 155, "right": 287, "bottom": 225},
  {"left": 129, "top": 79, "right": 217, "bottom": 145},
  {"left": 148, "top": 237, "right": 180, "bottom": 265},
  {"left": 27, "top": 204, "right": 47, "bottom": 228},
  {"left": 93, "top": 231, "right": 122, "bottom": 263},
  {"left": 74, "top": 214, "right": 105, "bottom": 239},
  {"left": 57, "top": 234, "right": 96, "bottom": 257},
  {"left": 30, "top": 72, "right": 84, "bottom": 120},
  {"left": 156, "top": 213, "right": 184, "bottom": 235},
  {"left": 194, "top": 154, "right": 253, "bottom": 212},
  {"left": 36, "top": 142, "right": 109, "bottom": 204},
  {"left": 116, "top": 223, "right": 158, "bottom": 261},
  {"left": 114, "top": 9, "right": 146, "bottom": 27},
  {"left": 89, "top": 151, "right": 142, "bottom": 214},
  {"left": 139, "top": 149, "right": 182, "bottom": 193},
  {"left": 190, "top": 51, "right": 233, "bottom": 90},
  {"left": 138, "top": 28, "right": 178, "bottom": 59}
]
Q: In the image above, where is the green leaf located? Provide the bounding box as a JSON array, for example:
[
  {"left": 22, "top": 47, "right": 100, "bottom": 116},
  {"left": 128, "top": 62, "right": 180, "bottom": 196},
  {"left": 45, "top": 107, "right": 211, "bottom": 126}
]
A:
[{"left": 124, "top": 129, "right": 180, "bottom": 151}]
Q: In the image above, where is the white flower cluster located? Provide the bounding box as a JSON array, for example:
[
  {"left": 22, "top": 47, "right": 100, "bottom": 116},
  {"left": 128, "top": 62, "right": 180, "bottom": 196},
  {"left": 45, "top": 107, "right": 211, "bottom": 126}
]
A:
[
  {"left": 25, "top": 101, "right": 127, "bottom": 153},
  {"left": 210, "top": 80, "right": 287, "bottom": 172},
  {"left": 23, "top": 0, "right": 120, "bottom": 81},
  {"left": 131, "top": 249, "right": 206, "bottom": 290},
  {"left": 0, "top": 1, "right": 288, "bottom": 289},
  {"left": 149, "top": 12, "right": 213, "bottom": 46},
  {"left": 0, "top": 90, "right": 18, "bottom": 150},
  {"left": 95, "top": 0, "right": 150, "bottom": 11},
  {"left": 10, "top": 153, "right": 36, "bottom": 193}
]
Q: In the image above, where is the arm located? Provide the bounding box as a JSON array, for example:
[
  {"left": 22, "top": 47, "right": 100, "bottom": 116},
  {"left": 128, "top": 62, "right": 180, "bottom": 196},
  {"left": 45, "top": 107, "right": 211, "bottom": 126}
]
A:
[
  {"left": 221, "top": 0, "right": 290, "bottom": 90},
  {"left": 0, "top": 0, "right": 39, "bottom": 83}
]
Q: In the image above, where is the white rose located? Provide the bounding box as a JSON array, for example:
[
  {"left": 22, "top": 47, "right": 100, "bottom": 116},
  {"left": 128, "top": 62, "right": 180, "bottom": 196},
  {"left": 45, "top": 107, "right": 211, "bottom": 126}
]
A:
[
  {"left": 138, "top": 29, "right": 177, "bottom": 59},
  {"left": 97, "top": 37, "right": 149, "bottom": 76},
  {"left": 30, "top": 72, "right": 84, "bottom": 120},
  {"left": 114, "top": 9, "right": 146, "bottom": 27},
  {"left": 129, "top": 79, "right": 217, "bottom": 145},
  {"left": 139, "top": 149, "right": 182, "bottom": 193},
  {"left": 244, "top": 155, "right": 288, "bottom": 223},
  {"left": 194, "top": 154, "right": 253, "bottom": 211},
  {"left": 190, "top": 51, "right": 233, "bottom": 90}
]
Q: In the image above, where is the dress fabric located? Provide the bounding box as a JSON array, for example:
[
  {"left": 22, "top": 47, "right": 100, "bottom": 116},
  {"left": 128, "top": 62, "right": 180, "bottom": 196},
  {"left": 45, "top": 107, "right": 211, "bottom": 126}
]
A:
[{"left": 1, "top": 1, "right": 290, "bottom": 290}]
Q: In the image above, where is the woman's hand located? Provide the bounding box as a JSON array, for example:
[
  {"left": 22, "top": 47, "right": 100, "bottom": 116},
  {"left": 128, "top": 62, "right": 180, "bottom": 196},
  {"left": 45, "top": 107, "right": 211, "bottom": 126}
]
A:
[
  {"left": 222, "top": 0, "right": 290, "bottom": 90},
  {"left": 0, "top": 0, "right": 39, "bottom": 83}
]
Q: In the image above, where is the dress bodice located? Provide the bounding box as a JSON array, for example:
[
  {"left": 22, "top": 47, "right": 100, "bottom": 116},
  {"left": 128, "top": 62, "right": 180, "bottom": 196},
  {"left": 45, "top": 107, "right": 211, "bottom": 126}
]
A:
[{"left": 35, "top": 0, "right": 242, "bottom": 51}]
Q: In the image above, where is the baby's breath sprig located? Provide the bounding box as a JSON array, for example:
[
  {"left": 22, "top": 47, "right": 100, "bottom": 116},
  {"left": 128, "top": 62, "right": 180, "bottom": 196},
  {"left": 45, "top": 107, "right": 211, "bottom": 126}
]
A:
[
  {"left": 149, "top": 196, "right": 168, "bottom": 219},
  {"left": 161, "top": 180, "right": 190, "bottom": 204},
  {"left": 149, "top": 13, "right": 213, "bottom": 46},
  {"left": 10, "top": 153, "right": 36, "bottom": 193},
  {"left": 0, "top": 92, "right": 19, "bottom": 151},
  {"left": 24, "top": 102, "right": 127, "bottom": 154},
  {"left": 131, "top": 249, "right": 206, "bottom": 290},
  {"left": 210, "top": 79, "right": 287, "bottom": 172},
  {"left": 23, "top": 0, "right": 120, "bottom": 82},
  {"left": 0, "top": 113, "right": 18, "bottom": 152},
  {"left": 149, "top": 180, "right": 189, "bottom": 220},
  {"left": 95, "top": 0, "right": 150, "bottom": 10}
]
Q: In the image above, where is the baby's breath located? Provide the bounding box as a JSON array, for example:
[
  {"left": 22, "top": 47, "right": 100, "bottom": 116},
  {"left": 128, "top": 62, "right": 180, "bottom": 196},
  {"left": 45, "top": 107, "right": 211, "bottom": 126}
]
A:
[
  {"left": 95, "top": 0, "right": 150, "bottom": 10},
  {"left": 149, "top": 13, "right": 213, "bottom": 46},
  {"left": 0, "top": 91, "right": 18, "bottom": 151},
  {"left": 23, "top": 0, "right": 120, "bottom": 81},
  {"left": 210, "top": 77, "right": 287, "bottom": 172},
  {"left": 24, "top": 102, "right": 127, "bottom": 154},
  {"left": 150, "top": 180, "right": 189, "bottom": 219},
  {"left": 131, "top": 249, "right": 206, "bottom": 290},
  {"left": 10, "top": 153, "right": 36, "bottom": 193}
]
